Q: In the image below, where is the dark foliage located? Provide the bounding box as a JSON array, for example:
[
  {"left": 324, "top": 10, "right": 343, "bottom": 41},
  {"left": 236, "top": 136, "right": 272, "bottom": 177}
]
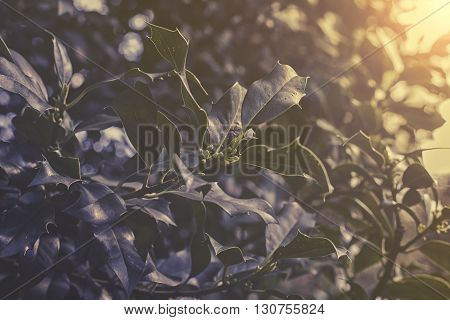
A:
[{"left": 0, "top": 0, "right": 449, "bottom": 300}]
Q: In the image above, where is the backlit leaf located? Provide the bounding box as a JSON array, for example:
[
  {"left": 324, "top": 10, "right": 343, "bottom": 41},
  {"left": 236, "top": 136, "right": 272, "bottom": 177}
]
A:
[
  {"left": 208, "top": 82, "right": 246, "bottom": 151},
  {"left": 148, "top": 24, "right": 188, "bottom": 73},
  {"left": 52, "top": 37, "right": 73, "bottom": 85},
  {"left": 241, "top": 62, "right": 308, "bottom": 128},
  {"left": 0, "top": 74, "right": 51, "bottom": 112}
]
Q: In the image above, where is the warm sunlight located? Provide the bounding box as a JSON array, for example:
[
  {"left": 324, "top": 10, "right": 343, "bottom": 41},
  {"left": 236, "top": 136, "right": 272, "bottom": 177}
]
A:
[{"left": 395, "top": 0, "right": 450, "bottom": 175}]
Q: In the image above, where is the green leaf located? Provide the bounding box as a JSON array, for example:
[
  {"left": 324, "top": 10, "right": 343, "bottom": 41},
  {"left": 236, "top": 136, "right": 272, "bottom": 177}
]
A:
[
  {"left": 340, "top": 196, "right": 387, "bottom": 236},
  {"left": 180, "top": 77, "right": 209, "bottom": 148},
  {"left": 392, "top": 106, "right": 445, "bottom": 131},
  {"left": 0, "top": 74, "right": 51, "bottom": 113},
  {"left": 172, "top": 154, "right": 209, "bottom": 191},
  {"left": 203, "top": 182, "right": 276, "bottom": 224},
  {"left": 10, "top": 50, "right": 48, "bottom": 101},
  {"left": 148, "top": 24, "right": 188, "bottom": 73},
  {"left": 111, "top": 83, "right": 159, "bottom": 166},
  {"left": 273, "top": 230, "right": 346, "bottom": 260},
  {"left": 73, "top": 113, "right": 121, "bottom": 133},
  {"left": 189, "top": 201, "right": 211, "bottom": 277},
  {"left": 186, "top": 69, "right": 209, "bottom": 106},
  {"left": 28, "top": 161, "right": 79, "bottom": 188},
  {"left": 157, "top": 111, "right": 182, "bottom": 158},
  {"left": 242, "top": 137, "right": 332, "bottom": 194},
  {"left": 241, "top": 62, "right": 308, "bottom": 128},
  {"left": 265, "top": 202, "right": 315, "bottom": 257},
  {"left": 66, "top": 68, "right": 170, "bottom": 109},
  {"left": 63, "top": 182, "right": 126, "bottom": 225},
  {"left": 418, "top": 240, "right": 450, "bottom": 271},
  {"left": 0, "top": 202, "right": 55, "bottom": 257},
  {"left": 207, "top": 235, "right": 245, "bottom": 267},
  {"left": 402, "top": 163, "right": 434, "bottom": 189},
  {"left": 45, "top": 151, "right": 81, "bottom": 179},
  {"left": 343, "top": 131, "right": 385, "bottom": 167},
  {"left": 52, "top": 37, "right": 73, "bottom": 85},
  {"left": 13, "top": 107, "right": 66, "bottom": 147},
  {"left": 147, "top": 24, "right": 208, "bottom": 147},
  {"left": 123, "top": 209, "right": 159, "bottom": 260},
  {"left": 125, "top": 198, "right": 176, "bottom": 227},
  {"left": 354, "top": 244, "right": 381, "bottom": 273},
  {"left": 402, "top": 188, "right": 422, "bottom": 206},
  {"left": 208, "top": 82, "right": 246, "bottom": 151},
  {"left": 331, "top": 163, "right": 380, "bottom": 187},
  {"left": 95, "top": 225, "right": 148, "bottom": 295},
  {"left": 385, "top": 275, "right": 450, "bottom": 299},
  {"left": 0, "top": 35, "right": 13, "bottom": 61}
]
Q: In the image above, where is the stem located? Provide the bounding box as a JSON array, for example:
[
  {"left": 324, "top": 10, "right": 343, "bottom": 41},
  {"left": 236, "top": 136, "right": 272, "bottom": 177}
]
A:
[
  {"left": 371, "top": 166, "right": 405, "bottom": 299},
  {"left": 133, "top": 268, "right": 260, "bottom": 299},
  {"left": 222, "top": 265, "right": 228, "bottom": 284},
  {"left": 370, "top": 225, "right": 403, "bottom": 299},
  {"left": 121, "top": 177, "right": 180, "bottom": 200}
]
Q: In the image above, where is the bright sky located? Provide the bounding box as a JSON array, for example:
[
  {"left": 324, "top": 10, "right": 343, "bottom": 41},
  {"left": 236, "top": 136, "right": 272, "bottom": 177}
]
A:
[{"left": 395, "top": 0, "right": 450, "bottom": 175}]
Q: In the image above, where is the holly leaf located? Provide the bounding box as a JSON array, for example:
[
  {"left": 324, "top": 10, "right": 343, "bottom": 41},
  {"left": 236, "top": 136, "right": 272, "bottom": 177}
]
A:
[
  {"left": 157, "top": 111, "right": 182, "bottom": 158},
  {"left": 0, "top": 202, "right": 55, "bottom": 257},
  {"left": 343, "top": 131, "right": 385, "bottom": 167},
  {"left": 111, "top": 82, "right": 159, "bottom": 166},
  {"left": 272, "top": 230, "right": 347, "bottom": 260},
  {"left": 52, "top": 37, "right": 73, "bottom": 85},
  {"left": 63, "top": 183, "right": 126, "bottom": 226},
  {"left": 10, "top": 50, "right": 48, "bottom": 101},
  {"left": 265, "top": 202, "right": 315, "bottom": 257},
  {"left": 208, "top": 82, "right": 246, "bottom": 151},
  {"left": 203, "top": 182, "right": 276, "bottom": 224},
  {"left": 0, "top": 74, "right": 51, "bottom": 112},
  {"left": 385, "top": 275, "right": 450, "bottom": 299},
  {"left": 242, "top": 137, "right": 332, "bottom": 194},
  {"left": 0, "top": 35, "right": 13, "bottom": 61},
  {"left": 45, "top": 152, "right": 81, "bottom": 180},
  {"left": 402, "top": 163, "right": 434, "bottom": 189},
  {"left": 144, "top": 256, "right": 181, "bottom": 287},
  {"left": 180, "top": 74, "right": 209, "bottom": 148},
  {"left": 28, "top": 161, "right": 79, "bottom": 188},
  {"left": 147, "top": 24, "right": 208, "bottom": 148},
  {"left": 73, "top": 113, "right": 121, "bottom": 133},
  {"left": 241, "top": 62, "right": 308, "bottom": 128},
  {"left": 148, "top": 24, "right": 188, "bottom": 73},
  {"left": 207, "top": 235, "right": 245, "bottom": 267},
  {"left": 188, "top": 201, "right": 211, "bottom": 277},
  {"left": 95, "top": 225, "right": 148, "bottom": 295},
  {"left": 418, "top": 240, "right": 450, "bottom": 271},
  {"left": 125, "top": 198, "right": 176, "bottom": 226},
  {"left": 172, "top": 154, "right": 208, "bottom": 191},
  {"left": 13, "top": 107, "right": 67, "bottom": 148}
]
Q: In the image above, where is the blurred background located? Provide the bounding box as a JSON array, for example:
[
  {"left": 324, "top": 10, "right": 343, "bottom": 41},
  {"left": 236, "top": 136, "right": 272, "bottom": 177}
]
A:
[{"left": 0, "top": 0, "right": 449, "bottom": 200}]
